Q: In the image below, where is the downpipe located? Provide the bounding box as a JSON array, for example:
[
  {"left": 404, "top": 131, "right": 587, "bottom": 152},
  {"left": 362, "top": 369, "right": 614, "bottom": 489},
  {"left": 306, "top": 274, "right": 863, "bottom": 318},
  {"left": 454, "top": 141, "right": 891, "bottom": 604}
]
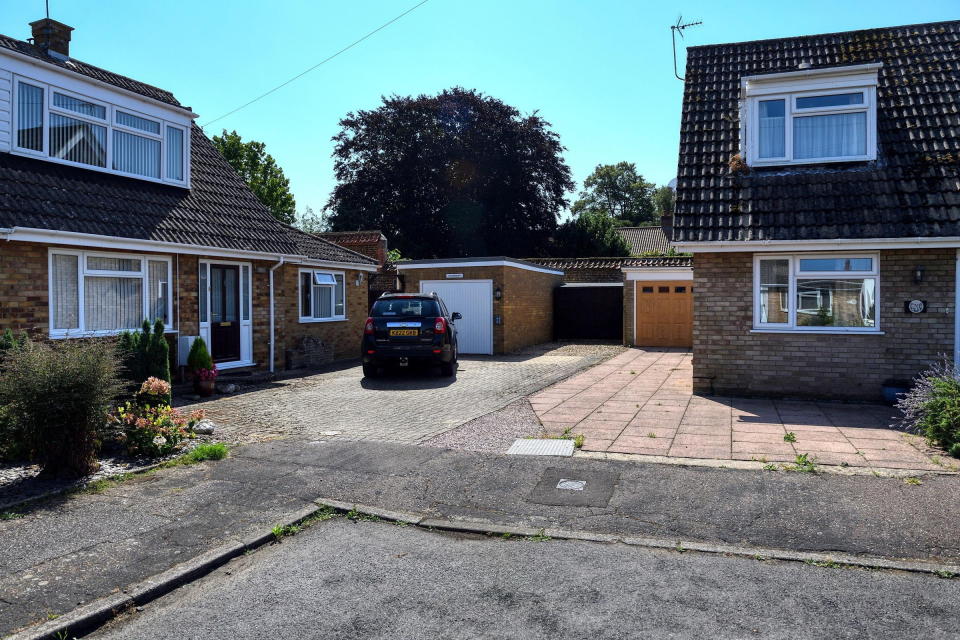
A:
[{"left": 269, "top": 257, "right": 285, "bottom": 373}]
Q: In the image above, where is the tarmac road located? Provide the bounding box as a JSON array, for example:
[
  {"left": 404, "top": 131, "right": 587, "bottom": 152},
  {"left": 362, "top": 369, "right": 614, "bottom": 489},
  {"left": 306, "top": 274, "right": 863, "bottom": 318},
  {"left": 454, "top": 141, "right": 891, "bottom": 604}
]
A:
[{"left": 92, "top": 516, "right": 960, "bottom": 640}]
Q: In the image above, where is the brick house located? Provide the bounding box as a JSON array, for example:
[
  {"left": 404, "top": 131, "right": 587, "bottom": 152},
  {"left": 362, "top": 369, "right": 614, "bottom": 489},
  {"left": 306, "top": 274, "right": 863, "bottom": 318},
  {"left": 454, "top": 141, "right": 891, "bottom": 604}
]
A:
[
  {"left": 672, "top": 20, "right": 960, "bottom": 400},
  {"left": 316, "top": 229, "right": 403, "bottom": 306},
  {"left": 0, "top": 19, "right": 377, "bottom": 373}
]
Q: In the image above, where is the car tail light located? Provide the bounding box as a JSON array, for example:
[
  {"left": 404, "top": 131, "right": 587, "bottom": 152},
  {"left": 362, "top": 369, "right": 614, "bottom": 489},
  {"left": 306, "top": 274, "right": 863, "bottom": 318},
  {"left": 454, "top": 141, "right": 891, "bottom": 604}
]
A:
[
  {"left": 434, "top": 317, "right": 446, "bottom": 333},
  {"left": 364, "top": 317, "right": 375, "bottom": 334}
]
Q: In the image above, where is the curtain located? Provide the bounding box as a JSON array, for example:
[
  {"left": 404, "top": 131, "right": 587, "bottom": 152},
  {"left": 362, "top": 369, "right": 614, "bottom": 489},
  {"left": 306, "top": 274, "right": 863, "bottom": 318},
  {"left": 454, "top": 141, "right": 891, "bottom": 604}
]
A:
[
  {"left": 53, "top": 92, "right": 106, "bottom": 119},
  {"left": 199, "top": 263, "right": 208, "bottom": 323},
  {"left": 794, "top": 112, "right": 866, "bottom": 159},
  {"left": 758, "top": 100, "right": 785, "bottom": 158},
  {"left": 51, "top": 254, "right": 79, "bottom": 330},
  {"left": 17, "top": 83, "right": 44, "bottom": 151},
  {"left": 312, "top": 285, "right": 332, "bottom": 318},
  {"left": 113, "top": 130, "right": 161, "bottom": 178},
  {"left": 148, "top": 260, "right": 168, "bottom": 324},
  {"left": 87, "top": 256, "right": 140, "bottom": 271},
  {"left": 758, "top": 259, "right": 789, "bottom": 324},
  {"left": 334, "top": 274, "right": 345, "bottom": 316},
  {"left": 241, "top": 265, "right": 250, "bottom": 321},
  {"left": 116, "top": 111, "right": 160, "bottom": 134},
  {"left": 166, "top": 127, "right": 184, "bottom": 181},
  {"left": 84, "top": 276, "right": 142, "bottom": 330},
  {"left": 50, "top": 113, "right": 107, "bottom": 167}
]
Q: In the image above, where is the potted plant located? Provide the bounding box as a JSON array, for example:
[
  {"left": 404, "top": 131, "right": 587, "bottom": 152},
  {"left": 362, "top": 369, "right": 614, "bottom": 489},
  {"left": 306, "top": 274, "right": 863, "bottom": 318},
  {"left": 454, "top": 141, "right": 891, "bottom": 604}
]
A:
[{"left": 186, "top": 337, "right": 217, "bottom": 396}]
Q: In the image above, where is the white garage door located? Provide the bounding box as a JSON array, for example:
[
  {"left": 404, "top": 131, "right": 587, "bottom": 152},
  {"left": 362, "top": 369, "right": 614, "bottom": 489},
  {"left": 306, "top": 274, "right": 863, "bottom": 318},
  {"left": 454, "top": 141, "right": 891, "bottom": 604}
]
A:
[{"left": 420, "top": 280, "right": 493, "bottom": 355}]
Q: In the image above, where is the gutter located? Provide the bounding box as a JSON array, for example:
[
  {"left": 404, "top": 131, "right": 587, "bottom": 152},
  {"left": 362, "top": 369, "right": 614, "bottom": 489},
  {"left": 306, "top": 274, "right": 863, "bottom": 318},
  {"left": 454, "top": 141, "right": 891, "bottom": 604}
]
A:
[
  {"left": 268, "top": 257, "right": 285, "bottom": 374},
  {"left": 0, "top": 228, "right": 13, "bottom": 239}
]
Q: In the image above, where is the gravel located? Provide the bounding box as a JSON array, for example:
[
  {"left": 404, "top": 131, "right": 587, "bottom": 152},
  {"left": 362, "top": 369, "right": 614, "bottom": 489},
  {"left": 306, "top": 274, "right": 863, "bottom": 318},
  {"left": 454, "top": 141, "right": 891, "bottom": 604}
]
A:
[{"left": 421, "top": 398, "right": 544, "bottom": 453}]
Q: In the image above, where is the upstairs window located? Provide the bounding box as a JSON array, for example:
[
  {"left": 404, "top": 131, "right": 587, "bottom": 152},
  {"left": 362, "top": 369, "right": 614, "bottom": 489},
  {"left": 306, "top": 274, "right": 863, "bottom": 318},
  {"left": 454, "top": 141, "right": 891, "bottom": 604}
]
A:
[
  {"left": 743, "top": 65, "right": 879, "bottom": 167},
  {"left": 12, "top": 77, "right": 189, "bottom": 186}
]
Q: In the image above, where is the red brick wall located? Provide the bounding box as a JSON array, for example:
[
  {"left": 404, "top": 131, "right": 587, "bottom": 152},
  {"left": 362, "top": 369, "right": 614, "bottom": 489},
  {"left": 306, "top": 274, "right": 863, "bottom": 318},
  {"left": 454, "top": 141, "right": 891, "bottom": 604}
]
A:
[{"left": 693, "top": 249, "right": 956, "bottom": 400}]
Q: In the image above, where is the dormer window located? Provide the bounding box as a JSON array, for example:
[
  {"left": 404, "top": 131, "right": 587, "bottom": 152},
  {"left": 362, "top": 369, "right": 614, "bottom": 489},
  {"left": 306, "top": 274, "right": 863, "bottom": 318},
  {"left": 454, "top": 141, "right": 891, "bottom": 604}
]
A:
[
  {"left": 743, "top": 64, "right": 879, "bottom": 167},
  {"left": 12, "top": 76, "right": 189, "bottom": 186}
]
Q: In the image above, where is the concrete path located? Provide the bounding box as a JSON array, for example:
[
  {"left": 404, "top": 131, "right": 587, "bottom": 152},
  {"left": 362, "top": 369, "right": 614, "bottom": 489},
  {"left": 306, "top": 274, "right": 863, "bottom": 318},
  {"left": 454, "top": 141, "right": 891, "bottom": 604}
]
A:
[
  {"left": 90, "top": 517, "right": 960, "bottom": 640},
  {"left": 3, "top": 440, "right": 960, "bottom": 637},
  {"left": 178, "top": 343, "right": 622, "bottom": 444},
  {"left": 530, "top": 349, "right": 951, "bottom": 472}
]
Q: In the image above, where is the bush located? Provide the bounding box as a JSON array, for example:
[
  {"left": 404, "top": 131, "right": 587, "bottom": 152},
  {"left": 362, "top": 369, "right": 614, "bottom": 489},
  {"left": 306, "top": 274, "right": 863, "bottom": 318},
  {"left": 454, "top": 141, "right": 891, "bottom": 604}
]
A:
[
  {"left": 187, "top": 336, "right": 213, "bottom": 373},
  {"left": 109, "top": 378, "right": 204, "bottom": 457},
  {"left": 0, "top": 340, "right": 123, "bottom": 476},
  {"left": 118, "top": 319, "right": 171, "bottom": 404},
  {"left": 0, "top": 328, "right": 29, "bottom": 353},
  {"left": 895, "top": 360, "right": 960, "bottom": 457},
  {"left": 0, "top": 330, "right": 30, "bottom": 462}
]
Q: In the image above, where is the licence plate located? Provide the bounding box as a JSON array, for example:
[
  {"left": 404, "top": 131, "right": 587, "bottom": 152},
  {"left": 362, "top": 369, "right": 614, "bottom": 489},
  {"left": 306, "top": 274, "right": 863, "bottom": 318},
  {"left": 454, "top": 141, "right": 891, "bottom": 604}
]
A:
[{"left": 389, "top": 329, "right": 418, "bottom": 336}]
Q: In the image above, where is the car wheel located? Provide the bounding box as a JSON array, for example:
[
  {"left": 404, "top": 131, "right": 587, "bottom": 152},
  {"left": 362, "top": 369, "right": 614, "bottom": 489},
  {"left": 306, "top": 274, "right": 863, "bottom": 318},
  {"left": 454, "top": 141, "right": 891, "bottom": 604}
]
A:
[
  {"left": 362, "top": 363, "right": 379, "bottom": 378},
  {"left": 440, "top": 360, "right": 455, "bottom": 377}
]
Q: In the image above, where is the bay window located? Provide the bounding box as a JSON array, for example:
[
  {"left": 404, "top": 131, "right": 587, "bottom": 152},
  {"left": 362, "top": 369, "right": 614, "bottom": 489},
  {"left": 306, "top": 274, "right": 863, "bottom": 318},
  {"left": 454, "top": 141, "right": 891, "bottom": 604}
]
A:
[
  {"left": 754, "top": 254, "right": 878, "bottom": 332},
  {"left": 299, "top": 269, "right": 346, "bottom": 322},
  {"left": 49, "top": 250, "right": 172, "bottom": 337},
  {"left": 13, "top": 76, "right": 189, "bottom": 186},
  {"left": 744, "top": 65, "right": 879, "bottom": 166}
]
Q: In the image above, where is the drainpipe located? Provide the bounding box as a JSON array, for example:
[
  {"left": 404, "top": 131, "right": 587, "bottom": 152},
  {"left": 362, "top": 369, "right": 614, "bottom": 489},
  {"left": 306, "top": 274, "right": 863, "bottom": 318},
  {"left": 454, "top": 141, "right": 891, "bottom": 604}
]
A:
[{"left": 269, "top": 257, "right": 285, "bottom": 373}]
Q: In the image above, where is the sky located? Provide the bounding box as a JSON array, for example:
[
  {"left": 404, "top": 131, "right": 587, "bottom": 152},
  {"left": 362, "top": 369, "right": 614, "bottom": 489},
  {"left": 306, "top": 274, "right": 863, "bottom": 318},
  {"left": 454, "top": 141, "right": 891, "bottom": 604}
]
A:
[{"left": 3, "top": 0, "right": 957, "bottom": 220}]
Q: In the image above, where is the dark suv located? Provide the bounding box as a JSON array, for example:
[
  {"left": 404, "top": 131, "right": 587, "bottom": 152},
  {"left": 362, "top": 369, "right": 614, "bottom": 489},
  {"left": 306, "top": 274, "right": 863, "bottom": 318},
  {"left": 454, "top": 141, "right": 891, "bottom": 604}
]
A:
[{"left": 361, "top": 292, "right": 461, "bottom": 378}]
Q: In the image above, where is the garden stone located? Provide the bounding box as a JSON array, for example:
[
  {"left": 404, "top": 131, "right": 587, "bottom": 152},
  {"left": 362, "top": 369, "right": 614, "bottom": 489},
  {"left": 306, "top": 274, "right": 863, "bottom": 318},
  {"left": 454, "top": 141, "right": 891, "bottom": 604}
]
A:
[
  {"left": 218, "top": 383, "right": 238, "bottom": 394},
  {"left": 193, "top": 419, "right": 216, "bottom": 435}
]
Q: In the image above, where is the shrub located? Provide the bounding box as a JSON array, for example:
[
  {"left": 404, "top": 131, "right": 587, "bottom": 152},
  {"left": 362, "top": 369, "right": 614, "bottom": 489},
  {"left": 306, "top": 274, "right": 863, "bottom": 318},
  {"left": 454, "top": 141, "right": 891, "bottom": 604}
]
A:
[
  {"left": 0, "top": 328, "right": 29, "bottom": 353},
  {"left": 0, "top": 340, "right": 122, "bottom": 476},
  {"left": 896, "top": 360, "right": 960, "bottom": 456},
  {"left": 187, "top": 336, "right": 214, "bottom": 373},
  {"left": 118, "top": 319, "right": 171, "bottom": 403},
  {"left": 110, "top": 399, "right": 205, "bottom": 457}
]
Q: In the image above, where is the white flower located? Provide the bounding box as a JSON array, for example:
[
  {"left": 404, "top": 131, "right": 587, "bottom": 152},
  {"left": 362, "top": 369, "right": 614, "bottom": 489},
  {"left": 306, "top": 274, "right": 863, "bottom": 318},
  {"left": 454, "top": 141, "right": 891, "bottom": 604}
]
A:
[{"left": 152, "top": 435, "right": 167, "bottom": 446}]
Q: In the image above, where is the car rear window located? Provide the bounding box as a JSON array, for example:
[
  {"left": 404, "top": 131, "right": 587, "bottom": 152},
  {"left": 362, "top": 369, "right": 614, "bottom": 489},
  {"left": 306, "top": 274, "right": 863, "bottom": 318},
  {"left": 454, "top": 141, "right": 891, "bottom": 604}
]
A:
[{"left": 371, "top": 298, "right": 441, "bottom": 317}]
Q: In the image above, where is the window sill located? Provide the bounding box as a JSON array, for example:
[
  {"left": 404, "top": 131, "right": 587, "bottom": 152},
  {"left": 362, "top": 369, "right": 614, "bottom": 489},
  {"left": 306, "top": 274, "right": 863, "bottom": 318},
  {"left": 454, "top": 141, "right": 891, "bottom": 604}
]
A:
[
  {"left": 750, "top": 329, "right": 884, "bottom": 335},
  {"left": 298, "top": 317, "right": 348, "bottom": 324},
  {"left": 216, "top": 360, "right": 256, "bottom": 371},
  {"left": 749, "top": 155, "right": 874, "bottom": 169},
  {"left": 50, "top": 328, "right": 177, "bottom": 339}
]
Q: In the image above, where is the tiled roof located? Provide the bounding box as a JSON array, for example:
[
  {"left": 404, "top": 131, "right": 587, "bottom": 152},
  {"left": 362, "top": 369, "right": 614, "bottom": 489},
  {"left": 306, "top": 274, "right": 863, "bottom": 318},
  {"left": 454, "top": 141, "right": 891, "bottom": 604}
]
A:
[
  {"left": 0, "top": 33, "right": 184, "bottom": 109},
  {"left": 527, "top": 256, "right": 692, "bottom": 270},
  {"left": 616, "top": 226, "right": 671, "bottom": 254},
  {"left": 317, "top": 230, "right": 385, "bottom": 245},
  {"left": 674, "top": 20, "right": 960, "bottom": 243},
  {"left": 0, "top": 125, "right": 376, "bottom": 265}
]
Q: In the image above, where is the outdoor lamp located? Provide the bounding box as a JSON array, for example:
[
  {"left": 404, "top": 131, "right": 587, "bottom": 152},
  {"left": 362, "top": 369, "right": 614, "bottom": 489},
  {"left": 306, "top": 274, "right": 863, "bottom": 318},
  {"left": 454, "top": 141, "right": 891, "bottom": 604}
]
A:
[
  {"left": 914, "top": 265, "right": 924, "bottom": 284},
  {"left": 355, "top": 273, "right": 364, "bottom": 286},
  {"left": 494, "top": 287, "right": 502, "bottom": 300}
]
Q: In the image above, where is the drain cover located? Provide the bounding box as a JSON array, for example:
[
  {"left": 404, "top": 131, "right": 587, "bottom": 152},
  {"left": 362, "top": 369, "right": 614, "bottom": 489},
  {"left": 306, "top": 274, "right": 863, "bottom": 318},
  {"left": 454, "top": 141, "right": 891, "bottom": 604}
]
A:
[
  {"left": 557, "top": 479, "right": 586, "bottom": 491},
  {"left": 506, "top": 438, "right": 574, "bottom": 457}
]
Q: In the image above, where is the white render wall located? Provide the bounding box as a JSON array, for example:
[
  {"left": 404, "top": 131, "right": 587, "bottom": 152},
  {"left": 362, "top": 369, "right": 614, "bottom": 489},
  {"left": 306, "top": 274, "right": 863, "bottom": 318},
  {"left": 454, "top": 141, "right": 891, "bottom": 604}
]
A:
[{"left": 0, "top": 68, "right": 11, "bottom": 152}]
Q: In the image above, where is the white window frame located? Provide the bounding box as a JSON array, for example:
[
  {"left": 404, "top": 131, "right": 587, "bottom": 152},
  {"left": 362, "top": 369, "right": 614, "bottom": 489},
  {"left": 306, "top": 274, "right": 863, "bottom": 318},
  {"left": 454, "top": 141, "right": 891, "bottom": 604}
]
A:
[
  {"left": 12, "top": 74, "right": 190, "bottom": 187},
  {"left": 752, "top": 252, "right": 880, "bottom": 333},
  {"left": 298, "top": 268, "right": 346, "bottom": 323},
  {"left": 743, "top": 67, "right": 879, "bottom": 167},
  {"left": 48, "top": 248, "right": 173, "bottom": 338}
]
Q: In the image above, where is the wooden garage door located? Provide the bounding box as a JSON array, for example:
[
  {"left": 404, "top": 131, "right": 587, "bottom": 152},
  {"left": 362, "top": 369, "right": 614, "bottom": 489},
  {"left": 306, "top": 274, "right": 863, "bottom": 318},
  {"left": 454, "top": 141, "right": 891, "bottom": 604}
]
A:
[{"left": 634, "top": 281, "right": 693, "bottom": 347}]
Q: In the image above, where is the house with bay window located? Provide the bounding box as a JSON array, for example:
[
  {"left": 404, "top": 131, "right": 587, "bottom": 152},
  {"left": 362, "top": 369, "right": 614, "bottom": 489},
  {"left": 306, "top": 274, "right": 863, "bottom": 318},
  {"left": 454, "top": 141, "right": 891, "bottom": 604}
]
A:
[
  {"left": 0, "top": 18, "right": 377, "bottom": 372},
  {"left": 672, "top": 20, "right": 960, "bottom": 400}
]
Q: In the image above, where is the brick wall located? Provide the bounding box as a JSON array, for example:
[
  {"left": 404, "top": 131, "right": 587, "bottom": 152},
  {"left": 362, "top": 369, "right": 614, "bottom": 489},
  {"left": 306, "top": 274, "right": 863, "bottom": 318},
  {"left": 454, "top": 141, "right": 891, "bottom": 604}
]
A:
[
  {"left": 623, "top": 280, "right": 635, "bottom": 346},
  {"left": 401, "top": 264, "right": 561, "bottom": 354},
  {"left": 0, "top": 242, "right": 48, "bottom": 335},
  {"left": 560, "top": 267, "right": 624, "bottom": 284},
  {"left": 694, "top": 249, "right": 956, "bottom": 400}
]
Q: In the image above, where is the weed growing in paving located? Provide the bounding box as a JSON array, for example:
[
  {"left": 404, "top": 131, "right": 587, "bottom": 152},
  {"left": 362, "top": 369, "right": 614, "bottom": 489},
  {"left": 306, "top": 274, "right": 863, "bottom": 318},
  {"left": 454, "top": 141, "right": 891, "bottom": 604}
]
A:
[
  {"left": 787, "top": 453, "right": 817, "bottom": 473},
  {"left": 783, "top": 432, "right": 797, "bottom": 443},
  {"left": 0, "top": 511, "right": 24, "bottom": 520},
  {"left": 762, "top": 463, "right": 778, "bottom": 471},
  {"left": 183, "top": 443, "right": 228, "bottom": 462},
  {"left": 935, "top": 570, "right": 957, "bottom": 579},
  {"left": 526, "top": 529, "right": 551, "bottom": 542},
  {"left": 573, "top": 434, "right": 585, "bottom": 449},
  {"left": 903, "top": 477, "right": 923, "bottom": 486},
  {"left": 346, "top": 508, "right": 381, "bottom": 522},
  {"left": 271, "top": 524, "right": 301, "bottom": 540},
  {"left": 648, "top": 432, "right": 657, "bottom": 438},
  {"left": 804, "top": 559, "right": 841, "bottom": 568}
]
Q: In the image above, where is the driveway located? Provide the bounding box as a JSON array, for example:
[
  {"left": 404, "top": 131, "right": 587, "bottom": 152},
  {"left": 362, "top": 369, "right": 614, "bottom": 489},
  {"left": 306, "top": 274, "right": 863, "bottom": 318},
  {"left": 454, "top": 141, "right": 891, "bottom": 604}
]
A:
[
  {"left": 181, "top": 343, "right": 623, "bottom": 444},
  {"left": 530, "top": 348, "right": 953, "bottom": 472}
]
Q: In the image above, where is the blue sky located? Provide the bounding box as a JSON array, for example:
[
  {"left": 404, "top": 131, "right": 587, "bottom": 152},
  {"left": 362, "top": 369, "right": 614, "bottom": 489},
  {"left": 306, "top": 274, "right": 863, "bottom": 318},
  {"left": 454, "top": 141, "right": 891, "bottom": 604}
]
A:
[{"left": 4, "top": 1, "right": 956, "bottom": 219}]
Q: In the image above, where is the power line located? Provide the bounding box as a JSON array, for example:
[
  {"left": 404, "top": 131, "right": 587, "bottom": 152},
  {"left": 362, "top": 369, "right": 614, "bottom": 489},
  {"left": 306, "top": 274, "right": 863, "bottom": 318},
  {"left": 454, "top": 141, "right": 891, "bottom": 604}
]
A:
[{"left": 201, "top": 0, "right": 432, "bottom": 129}]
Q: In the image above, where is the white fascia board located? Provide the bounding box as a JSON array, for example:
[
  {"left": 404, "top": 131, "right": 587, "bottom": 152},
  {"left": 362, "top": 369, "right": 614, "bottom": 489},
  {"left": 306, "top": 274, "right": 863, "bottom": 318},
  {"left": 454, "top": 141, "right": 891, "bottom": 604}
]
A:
[
  {"left": 396, "top": 260, "right": 564, "bottom": 276},
  {"left": 0, "top": 49, "right": 198, "bottom": 120},
  {"left": 6, "top": 227, "right": 378, "bottom": 271},
  {"left": 674, "top": 237, "right": 960, "bottom": 253},
  {"left": 623, "top": 269, "right": 693, "bottom": 281},
  {"left": 741, "top": 63, "right": 882, "bottom": 95},
  {"left": 560, "top": 282, "right": 623, "bottom": 287}
]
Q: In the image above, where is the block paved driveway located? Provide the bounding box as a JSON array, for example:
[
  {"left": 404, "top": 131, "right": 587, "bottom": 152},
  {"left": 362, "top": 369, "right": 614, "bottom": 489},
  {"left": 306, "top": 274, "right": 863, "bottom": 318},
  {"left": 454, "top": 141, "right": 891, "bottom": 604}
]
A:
[
  {"left": 181, "top": 343, "right": 623, "bottom": 445},
  {"left": 530, "top": 349, "right": 950, "bottom": 472}
]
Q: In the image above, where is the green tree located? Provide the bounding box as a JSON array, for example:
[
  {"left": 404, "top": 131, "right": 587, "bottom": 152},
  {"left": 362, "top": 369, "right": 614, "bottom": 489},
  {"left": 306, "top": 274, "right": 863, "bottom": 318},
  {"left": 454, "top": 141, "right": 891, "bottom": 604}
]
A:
[
  {"left": 212, "top": 130, "right": 296, "bottom": 224},
  {"left": 552, "top": 209, "right": 631, "bottom": 258},
  {"left": 653, "top": 185, "right": 675, "bottom": 218},
  {"left": 296, "top": 206, "right": 330, "bottom": 234},
  {"left": 325, "top": 88, "right": 574, "bottom": 258},
  {"left": 571, "top": 162, "right": 656, "bottom": 226}
]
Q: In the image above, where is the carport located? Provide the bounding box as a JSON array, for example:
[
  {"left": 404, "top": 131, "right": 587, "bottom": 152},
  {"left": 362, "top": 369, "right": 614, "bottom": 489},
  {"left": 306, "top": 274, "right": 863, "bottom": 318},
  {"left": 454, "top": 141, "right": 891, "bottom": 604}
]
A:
[{"left": 396, "top": 257, "right": 563, "bottom": 354}]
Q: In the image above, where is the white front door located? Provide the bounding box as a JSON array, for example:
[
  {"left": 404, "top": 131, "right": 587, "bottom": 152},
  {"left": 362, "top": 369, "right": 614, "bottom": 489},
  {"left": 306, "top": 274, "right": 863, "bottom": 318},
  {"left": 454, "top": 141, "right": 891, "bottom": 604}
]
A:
[{"left": 420, "top": 280, "right": 493, "bottom": 355}]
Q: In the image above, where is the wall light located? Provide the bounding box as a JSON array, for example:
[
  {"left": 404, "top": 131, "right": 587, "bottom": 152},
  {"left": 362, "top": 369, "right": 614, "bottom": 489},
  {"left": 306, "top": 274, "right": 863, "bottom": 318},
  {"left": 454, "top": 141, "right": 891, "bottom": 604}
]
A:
[
  {"left": 914, "top": 265, "right": 924, "bottom": 284},
  {"left": 494, "top": 287, "right": 502, "bottom": 301},
  {"left": 355, "top": 273, "right": 365, "bottom": 287}
]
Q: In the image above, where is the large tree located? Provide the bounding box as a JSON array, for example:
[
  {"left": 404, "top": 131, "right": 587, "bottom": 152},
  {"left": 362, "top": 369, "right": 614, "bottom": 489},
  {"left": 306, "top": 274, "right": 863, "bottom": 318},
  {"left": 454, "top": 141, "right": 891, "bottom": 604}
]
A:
[
  {"left": 212, "top": 130, "right": 296, "bottom": 225},
  {"left": 325, "top": 88, "right": 574, "bottom": 258},
  {"left": 551, "top": 210, "right": 631, "bottom": 258},
  {"left": 571, "top": 162, "right": 656, "bottom": 226},
  {"left": 653, "top": 185, "right": 675, "bottom": 218}
]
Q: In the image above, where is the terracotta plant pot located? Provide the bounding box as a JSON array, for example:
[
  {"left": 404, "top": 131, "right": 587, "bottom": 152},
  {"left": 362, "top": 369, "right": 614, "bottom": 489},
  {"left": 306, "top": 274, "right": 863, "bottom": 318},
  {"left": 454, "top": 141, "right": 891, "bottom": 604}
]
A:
[{"left": 195, "top": 379, "right": 216, "bottom": 397}]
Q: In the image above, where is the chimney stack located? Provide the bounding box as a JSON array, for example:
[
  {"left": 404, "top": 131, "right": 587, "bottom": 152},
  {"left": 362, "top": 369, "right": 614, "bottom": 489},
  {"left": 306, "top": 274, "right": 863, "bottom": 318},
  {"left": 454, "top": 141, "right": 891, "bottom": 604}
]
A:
[{"left": 30, "top": 18, "right": 74, "bottom": 58}]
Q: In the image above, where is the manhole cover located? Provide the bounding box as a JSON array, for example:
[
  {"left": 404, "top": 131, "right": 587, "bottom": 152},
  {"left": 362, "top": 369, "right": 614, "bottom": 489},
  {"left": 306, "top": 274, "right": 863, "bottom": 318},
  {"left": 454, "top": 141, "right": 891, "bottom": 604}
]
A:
[
  {"left": 557, "top": 479, "right": 586, "bottom": 491},
  {"left": 506, "top": 439, "right": 574, "bottom": 457}
]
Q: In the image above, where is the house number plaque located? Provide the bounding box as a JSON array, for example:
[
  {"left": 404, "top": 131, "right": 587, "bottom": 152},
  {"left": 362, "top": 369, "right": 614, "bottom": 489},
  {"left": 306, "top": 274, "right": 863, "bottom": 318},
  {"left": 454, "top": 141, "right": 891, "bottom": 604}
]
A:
[{"left": 905, "top": 300, "right": 927, "bottom": 314}]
